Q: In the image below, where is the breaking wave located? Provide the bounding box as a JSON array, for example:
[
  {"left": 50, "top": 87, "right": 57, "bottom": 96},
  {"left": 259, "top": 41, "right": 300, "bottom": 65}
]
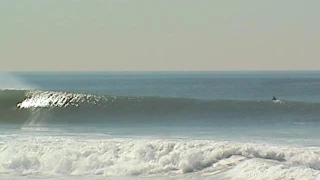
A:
[
  {"left": 1, "top": 89, "right": 320, "bottom": 125},
  {"left": 0, "top": 136, "right": 319, "bottom": 179}
]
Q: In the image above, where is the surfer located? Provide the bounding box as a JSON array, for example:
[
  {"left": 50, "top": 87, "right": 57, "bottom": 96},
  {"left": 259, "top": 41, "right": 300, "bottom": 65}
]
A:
[{"left": 272, "top": 96, "right": 277, "bottom": 101}]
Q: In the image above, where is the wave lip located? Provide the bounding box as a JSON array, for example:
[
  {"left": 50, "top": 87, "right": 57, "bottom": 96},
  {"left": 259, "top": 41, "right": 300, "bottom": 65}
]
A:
[
  {"left": 17, "top": 90, "right": 98, "bottom": 108},
  {"left": 15, "top": 90, "right": 145, "bottom": 109}
]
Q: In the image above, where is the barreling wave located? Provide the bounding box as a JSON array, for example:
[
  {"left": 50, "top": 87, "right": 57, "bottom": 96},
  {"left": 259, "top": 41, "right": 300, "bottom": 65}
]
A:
[{"left": 1, "top": 89, "right": 320, "bottom": 125}]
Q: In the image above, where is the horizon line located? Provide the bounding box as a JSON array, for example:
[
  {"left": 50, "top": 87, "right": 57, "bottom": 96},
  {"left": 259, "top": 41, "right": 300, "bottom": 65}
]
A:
[{"left": 2, "top": 70, "right": 320, "bottom": 73}]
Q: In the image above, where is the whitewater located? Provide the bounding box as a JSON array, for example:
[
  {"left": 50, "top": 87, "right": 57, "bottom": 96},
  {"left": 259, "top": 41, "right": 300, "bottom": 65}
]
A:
[{"left": 0, "top": 71, "right": 320, "bottom": 180}]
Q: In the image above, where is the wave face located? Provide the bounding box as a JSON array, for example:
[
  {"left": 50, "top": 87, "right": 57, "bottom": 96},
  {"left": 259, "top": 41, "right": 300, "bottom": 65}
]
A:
[
  {"left": 0, "top": 136, "right": 319, "bottom": 179},
  {"left": 1, "top": 89, "right": 320, "bottom": 125}
]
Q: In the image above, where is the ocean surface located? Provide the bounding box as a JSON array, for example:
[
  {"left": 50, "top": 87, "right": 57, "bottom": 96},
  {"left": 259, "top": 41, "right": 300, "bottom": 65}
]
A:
[{"left": 0, "top": 71, "right": 320, "bottom": 180}]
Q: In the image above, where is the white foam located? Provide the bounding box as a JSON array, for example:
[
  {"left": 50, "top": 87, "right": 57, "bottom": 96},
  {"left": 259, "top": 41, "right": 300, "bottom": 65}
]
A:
[
  {"left": 16, "top": 90, "right": 101, "bottom": 108},
  {"left": 0, "top": 135, "right": 319, "bottom": 179},
  {"left": 272, "top": 99, "right": 284, "bottom": 104}
]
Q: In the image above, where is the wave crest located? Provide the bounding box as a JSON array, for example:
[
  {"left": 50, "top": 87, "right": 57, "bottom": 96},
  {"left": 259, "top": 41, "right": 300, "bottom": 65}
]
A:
[{"left": 17, "top": 90, "right": 105, "bottom": 108}]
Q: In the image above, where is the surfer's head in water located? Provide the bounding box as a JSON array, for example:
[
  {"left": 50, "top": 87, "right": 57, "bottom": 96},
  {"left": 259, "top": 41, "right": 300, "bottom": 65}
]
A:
[{"left": 272, "top": 96, "right": 277, "bottom": 100}]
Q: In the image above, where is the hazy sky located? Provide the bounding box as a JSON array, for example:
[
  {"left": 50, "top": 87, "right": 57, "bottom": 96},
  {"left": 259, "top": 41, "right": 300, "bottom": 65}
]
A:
[{"left": 1, "top": 0, "right": 319, "bottom": 71}]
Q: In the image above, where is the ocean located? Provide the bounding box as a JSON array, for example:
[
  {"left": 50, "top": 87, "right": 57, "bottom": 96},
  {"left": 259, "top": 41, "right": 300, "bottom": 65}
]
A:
[{"left": 0, "top": 71, "right": 319, "bottom": 180}]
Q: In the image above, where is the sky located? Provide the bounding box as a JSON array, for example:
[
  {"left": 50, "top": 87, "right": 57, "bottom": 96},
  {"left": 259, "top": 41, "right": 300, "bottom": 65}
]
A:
[{"left": 1, "top": 0, "right": 319, "bottom": 71}]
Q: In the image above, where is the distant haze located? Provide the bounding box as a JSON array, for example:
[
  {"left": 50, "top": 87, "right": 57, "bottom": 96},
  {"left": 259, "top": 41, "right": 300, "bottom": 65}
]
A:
[{"left": 1, "top": 0, "right": 319, "bottom": 71}]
